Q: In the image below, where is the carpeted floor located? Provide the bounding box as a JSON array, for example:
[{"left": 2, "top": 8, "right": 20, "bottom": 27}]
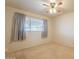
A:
[{"left": 6, "top": 43, "right": 74, "bottom": 59}]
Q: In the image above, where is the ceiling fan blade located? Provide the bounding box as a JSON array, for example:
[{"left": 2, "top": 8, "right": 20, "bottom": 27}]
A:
[
  {"left": 59, "top": 2, "right": 63, "bottom": 5},
  {"left": 43, "top": 4, "right": 49, "bottom": 6}
]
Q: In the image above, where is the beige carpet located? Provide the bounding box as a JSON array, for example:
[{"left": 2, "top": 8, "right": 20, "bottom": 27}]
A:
[{"left": 6, "top": 43, "right": 74, "bottom": 59}]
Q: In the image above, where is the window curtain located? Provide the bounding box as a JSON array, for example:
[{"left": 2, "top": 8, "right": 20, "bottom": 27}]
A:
[
  {"left": 41, "top": 20, "right": 48, "bottom": 38},
  {"left": 11, "top": 12, "right": 26, "bottom": 41}
]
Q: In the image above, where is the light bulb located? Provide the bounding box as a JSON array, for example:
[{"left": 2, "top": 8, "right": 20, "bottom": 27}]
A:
[
  {"left": 49, "top": 8, "right": 53, "bottom": 14},
  {"left": 53, "top": 8, "right": 57, "bottom": 13}
]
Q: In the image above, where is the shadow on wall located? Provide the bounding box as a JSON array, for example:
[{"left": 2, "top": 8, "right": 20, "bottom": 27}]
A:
[{"left": 54, "top": 12, "right": 74, "bottom": 47}]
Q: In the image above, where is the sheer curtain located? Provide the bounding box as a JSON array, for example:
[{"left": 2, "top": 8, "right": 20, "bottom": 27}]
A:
[{"left": 11, "top": 12, "right": 26, "bottom": 41}]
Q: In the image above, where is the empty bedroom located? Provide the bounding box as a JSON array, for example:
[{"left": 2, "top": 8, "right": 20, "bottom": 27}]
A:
[{"left": 5, "top": 0, "right": 74, "bottom": 59}]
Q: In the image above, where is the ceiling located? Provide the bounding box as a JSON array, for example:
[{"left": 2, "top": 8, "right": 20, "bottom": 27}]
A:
[{"left": 6, "top": 0, "right": 74, "bottom": 17}]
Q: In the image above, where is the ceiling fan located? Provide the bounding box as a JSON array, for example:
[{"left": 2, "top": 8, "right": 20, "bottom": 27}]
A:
[{"left": 42, "top": 0, "right": 63, "bottom": 14}]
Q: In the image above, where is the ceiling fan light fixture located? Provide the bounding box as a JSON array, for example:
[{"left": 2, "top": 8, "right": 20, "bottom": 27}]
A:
[
  {"left": 42, "top": 0, "right": 63, "bottom": 14},
  {"left": 50, "top": 3, "right": 55, "bottom": 8},
  {"left": 49, "top": 8, "right": 57, "bottom": 14}
]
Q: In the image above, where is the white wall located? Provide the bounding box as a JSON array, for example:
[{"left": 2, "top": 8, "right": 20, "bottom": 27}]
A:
[
  {"left": 5, "top": 6, "right": 54, "bottom": 52},
  {"left": 52, "top": 12, "right": 74, "bottom": 47}
]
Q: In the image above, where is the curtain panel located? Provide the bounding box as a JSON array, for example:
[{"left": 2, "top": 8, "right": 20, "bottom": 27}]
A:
[{"left": 11, "top": 12, "right": 26, "bottom": 41}]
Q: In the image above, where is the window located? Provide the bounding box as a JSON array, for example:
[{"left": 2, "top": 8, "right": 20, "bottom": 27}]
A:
[
  {"left": 24, "top": 17, "right": 44, "bottom": 32},
  {"left": 11, "top": 13, "right": 48, "bottom": 41}
]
